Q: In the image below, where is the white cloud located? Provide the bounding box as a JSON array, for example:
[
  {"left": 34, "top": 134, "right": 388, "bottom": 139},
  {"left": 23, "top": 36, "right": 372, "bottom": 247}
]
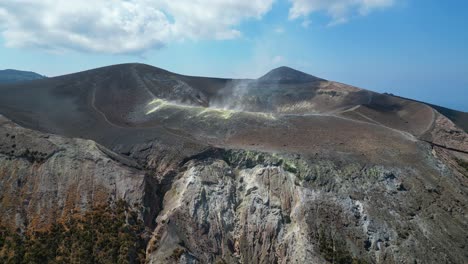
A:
[
  {"left": 288, "top": 0, "right": 395, "bottom": 25},
  {"left": 0, "top": 0, "right": 274, "bottom": 54}
]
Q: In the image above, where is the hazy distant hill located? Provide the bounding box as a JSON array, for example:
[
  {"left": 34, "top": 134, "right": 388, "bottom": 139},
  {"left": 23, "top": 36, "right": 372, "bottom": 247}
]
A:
[{"left": 0, "top": 69, "right": 45, "bottom": 84}]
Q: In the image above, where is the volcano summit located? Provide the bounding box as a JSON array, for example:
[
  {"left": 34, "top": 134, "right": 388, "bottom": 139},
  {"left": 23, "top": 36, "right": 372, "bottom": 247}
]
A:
[{"left": 0, "top": 63, "right": 467, "bottom": 263}]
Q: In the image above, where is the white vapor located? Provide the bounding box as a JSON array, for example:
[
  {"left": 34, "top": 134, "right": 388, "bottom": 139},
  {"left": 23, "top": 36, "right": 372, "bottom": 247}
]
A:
[
  {"left": 0, "top": 0, "right": 274, "bottom": 54},
  {"left": 288, "top": 0, "right": 395, "bottom": 25}
]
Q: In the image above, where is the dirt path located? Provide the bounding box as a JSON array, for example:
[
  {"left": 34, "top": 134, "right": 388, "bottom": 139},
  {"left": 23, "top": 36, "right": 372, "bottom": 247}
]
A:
[
  {"left": 90, "top": 83, "right": 127, "bottom": 129},
  {"left": 419, "top": 106, "right": 437, "bottom": 136},
  {"left": 342, "top": 113, "right": 417, "bottom": 141},
  {"left": 90, "top": 82, "right": 198, "bottom": 144},
  {"left": 354, "top": 111, "right": 384, "bottom": 126},
  {"left": 130, "top": 64, "right": 157, "bottom": 99}
]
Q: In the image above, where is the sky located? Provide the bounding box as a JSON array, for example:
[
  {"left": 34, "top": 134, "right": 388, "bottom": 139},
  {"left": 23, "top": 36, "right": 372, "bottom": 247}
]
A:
[{"left": 0, "top": 0, "right": 467, "bottom": 111}]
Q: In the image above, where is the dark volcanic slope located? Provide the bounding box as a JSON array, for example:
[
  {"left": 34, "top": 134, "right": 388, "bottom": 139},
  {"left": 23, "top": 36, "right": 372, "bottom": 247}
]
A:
[
  {"left": 0, "top": 63, "right": 465, "bottom": 157},
  {"left": 0, "top": 64, "right": 226, "bottom": 151},
  {"left": 0, "top": 69, "right": 45, "bottom": 84},
  {"left": 258, "top": 66, "right": 323, "bottom": 83}
]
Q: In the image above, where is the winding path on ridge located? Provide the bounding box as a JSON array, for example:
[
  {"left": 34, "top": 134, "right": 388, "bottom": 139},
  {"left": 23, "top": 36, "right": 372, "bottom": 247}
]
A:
[{"left": 89, "top": 81, "right": 199, "bottom": 144}]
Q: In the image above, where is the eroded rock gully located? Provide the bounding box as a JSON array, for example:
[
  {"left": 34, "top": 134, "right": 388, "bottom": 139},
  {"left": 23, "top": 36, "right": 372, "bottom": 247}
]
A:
[{"left": 145, "top": 150, "right": 468, "bottom": 264}]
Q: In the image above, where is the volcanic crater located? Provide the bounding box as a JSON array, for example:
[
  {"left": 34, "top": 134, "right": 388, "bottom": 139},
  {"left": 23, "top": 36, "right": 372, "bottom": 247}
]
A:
[{"left": 0, "top": 63, "right": 467, "bottom": 264}]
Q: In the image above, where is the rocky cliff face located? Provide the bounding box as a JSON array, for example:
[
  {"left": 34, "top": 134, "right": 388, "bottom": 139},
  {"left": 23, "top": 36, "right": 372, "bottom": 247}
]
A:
[
  {"left": 4, "top": 111, "right": 468, "bottom": 263},
  {"left": 0, "top": 64, "right": 467, "bottom": 263},
  {"left": 0, "top": 115, "right": 155, "bottom": 231},
  {"left": 145, "top": 150, "right": 467, "bottom": 264},
  {"left": 1, "top": 114, "right": 467, "bottom": 263}
]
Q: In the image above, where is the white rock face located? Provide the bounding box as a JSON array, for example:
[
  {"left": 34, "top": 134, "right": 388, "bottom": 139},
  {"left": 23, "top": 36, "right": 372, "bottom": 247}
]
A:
[{"left": 145, "top": 151, "right": 468, "bottom": 264}]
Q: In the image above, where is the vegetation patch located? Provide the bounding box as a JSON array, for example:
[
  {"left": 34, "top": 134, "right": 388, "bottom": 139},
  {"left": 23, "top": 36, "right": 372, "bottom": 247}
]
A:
[
  {"left": 456, "top": 158, "right": 468, "bottom": 176},
  {"left": 0, "top": 200, "right": 147, "bottom": 264},
  {"left": 170, "top": 247, "right": 186, "bottom": 261},
  {"left": 222, "top": 150, "right": 313, "bottom": 180},
  {"left": 317, "top": 227, "right": 368, "bottom": 264}
]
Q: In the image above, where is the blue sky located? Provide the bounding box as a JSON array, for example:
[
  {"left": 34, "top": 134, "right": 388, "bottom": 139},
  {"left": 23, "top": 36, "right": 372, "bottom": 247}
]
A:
[{"left": 0, "top": 0, "right": 467, "bottom": 111}]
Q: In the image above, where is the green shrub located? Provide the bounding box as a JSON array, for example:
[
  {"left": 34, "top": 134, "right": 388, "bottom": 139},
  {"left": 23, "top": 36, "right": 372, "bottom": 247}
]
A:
[
  {"left": 0, "top": 200, "right": 147, "bottom": 264},
  {"left": 317, "top": 227, "right": 368, "bottom": 264},
  {"left": 456, "top": 158, "right": 468, "bottom": 177}
]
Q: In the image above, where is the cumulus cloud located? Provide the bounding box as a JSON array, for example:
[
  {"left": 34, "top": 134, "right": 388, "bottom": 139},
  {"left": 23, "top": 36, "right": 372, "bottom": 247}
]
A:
[
  {"left": 288, "top": 0, "right": 395, "bottom": 25},
  {"left": 0, "top": 0, "right": 274, "bottom": 54}
]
